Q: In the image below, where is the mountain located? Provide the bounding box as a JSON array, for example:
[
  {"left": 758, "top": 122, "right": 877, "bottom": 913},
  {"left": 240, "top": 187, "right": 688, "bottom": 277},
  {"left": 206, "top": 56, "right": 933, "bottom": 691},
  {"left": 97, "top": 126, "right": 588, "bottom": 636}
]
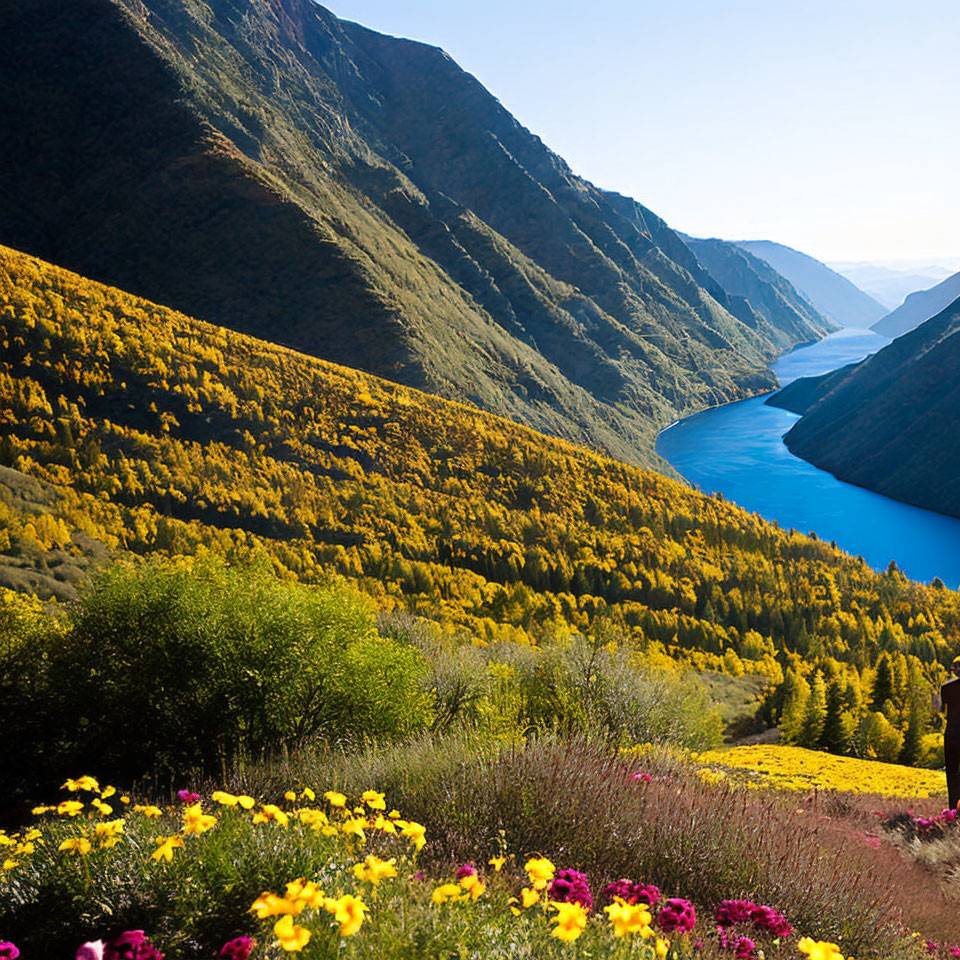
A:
[
  {"left": 0, "top": 0, "right": 826, "bottom": 468},
  {"left": 828, "top": 262, "right": 951, "bottom": 311},
  {"left": 872, "top": 270, "right": 960, "bottom": 338},
  {"left": 771, "top": 296, "right": 960, "bottom": 517},
  {"left": 2, "top": 241, "right": 957, "bottom": 670},
  {"left": 683, "top": 237, "right": 837, "bottom": 348},
  {"left": 737, "top": 241, "right": 886, "bottom": 328}
]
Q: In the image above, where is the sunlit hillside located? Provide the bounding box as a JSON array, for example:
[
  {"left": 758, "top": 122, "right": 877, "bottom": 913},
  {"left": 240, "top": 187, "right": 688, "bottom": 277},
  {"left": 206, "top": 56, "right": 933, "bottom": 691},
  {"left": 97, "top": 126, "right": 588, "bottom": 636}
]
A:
[{"left": 0, "top": 242, "right": 957, "bottom": 755}]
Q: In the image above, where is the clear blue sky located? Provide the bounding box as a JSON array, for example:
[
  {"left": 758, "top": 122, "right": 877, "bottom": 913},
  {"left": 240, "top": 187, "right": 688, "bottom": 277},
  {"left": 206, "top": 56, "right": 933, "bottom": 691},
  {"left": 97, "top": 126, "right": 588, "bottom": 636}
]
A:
[{"left": 322, "top": 0, "right": 959, "bottom": 263}]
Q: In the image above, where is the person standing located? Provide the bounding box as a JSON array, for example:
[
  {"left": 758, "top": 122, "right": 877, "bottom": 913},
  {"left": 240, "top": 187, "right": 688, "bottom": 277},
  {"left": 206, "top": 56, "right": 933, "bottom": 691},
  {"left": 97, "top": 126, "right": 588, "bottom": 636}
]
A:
[{"left": 942, "top": 657, "right": 960, "bottom": 810}]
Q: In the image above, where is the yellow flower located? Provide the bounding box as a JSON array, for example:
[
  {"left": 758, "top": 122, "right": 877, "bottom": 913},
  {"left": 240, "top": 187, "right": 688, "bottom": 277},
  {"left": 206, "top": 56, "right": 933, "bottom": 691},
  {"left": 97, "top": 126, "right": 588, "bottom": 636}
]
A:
[
  {"left": 301, "top": 787, "right": 316, "bottom": 801},
  {"left": 549, "top": 901, "right": 588, "bottom": 941},
  {"left": 372, "top": 814, "right": 396, "bottom": 835},
  {"left": 798, "top": 938, "right": 846, "bottom": 960},
  {"left": 134, "top": 804, "right": 162, "bottom": 818},
  {"left": 211, "top": 791, "right": 239, "bottom": 807},
  {"left": 3, "top": 859, "right": 19, "bottom": 871},
  {"left": 57, "top": 800, "right": 85, "bottom": 817},
  {"left": 58, "top": 837, "right": 92, "bottom": 856},
  {"left": 250, "top": 891, "right": 301, "bottom": 918},
  {"left": 353, "top": 854, "right": 397, "bottom": 886},
  {"left": 100, "top": 786, "right": 117, "bottom": 799},
  {"left": 92, "top": 798, "right": 113, "bottom": 817},
  {"left": 400, "top": 820, "right": 426, "bottom": 851},
  {"left": 656, "top": 938, "right": 670, "bottom": 958},
  {"left": 0, "top": 834, "right": 13, "bottom": 847},
  {"left": 285, "top": 878, "right": 326, "bottom": 910},
  {"left": 605, "top": 897, "right": 653, "bottom": 937},
  {"left": 182, "top": 803, "right": 217, "bottom": 835},
  {"left": 362, "top": 790, "right": 386, "bottom": 811},
  {"left": 95, "top": 818, "right": 125, "bottom": 848},
  {"left": 323, "top": 790, "right": 347, "bottom": 808},
  {"left": 298, "top": 808, "right": 329, "bottom": 830},
  {"left": 273, "top": 914, "right": 311, "bottom": 952},
  {"left": 22, "top": 829, "right": 41, "bottom": 842},
  {"left": 325, "top": 893, "right": 368, "bottom": 936},
  {"left": 62, "top": 776, "right": 100, "bottom": 792},
  {"left": 432, "top": 882, "right": 462, "bottom": 905},
  {"left": 252, "top": 804, "right": 289, "bottom": 826},
  {"left": 460, "top": 874, "right": 486, "bottom": 900},
  {"left": 524, "top": 856, "right": 555, "bottom": 891},
  {"left": 340, "top": 817, "right": 367, "bottom": 842},
  {"left": 237, "top": 795, "right": 256, "bottom": 810},
  {"left": 488, "top": 855, "right": 506, "bottom": 872},
  {"left": 151, "top": 835, "right": 184, "bottom": 862},
  {"left": 120, "top": 795, "right": 131, "bottom": 805},
  {"left": 30, "top": 805, "right": 54, "bottom": 815},
  {"left": 520, "top": 887, "right": 540, "bottom": 908},
  {"left": 284, "top": 790, "right": 297, "bottom": 802}
]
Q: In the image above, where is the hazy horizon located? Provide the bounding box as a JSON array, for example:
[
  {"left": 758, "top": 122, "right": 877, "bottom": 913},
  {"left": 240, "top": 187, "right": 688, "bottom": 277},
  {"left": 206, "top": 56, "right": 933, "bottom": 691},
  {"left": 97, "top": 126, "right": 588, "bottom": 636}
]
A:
[{"left": 324, "top": 0, "right": 960, "bottom": 265}]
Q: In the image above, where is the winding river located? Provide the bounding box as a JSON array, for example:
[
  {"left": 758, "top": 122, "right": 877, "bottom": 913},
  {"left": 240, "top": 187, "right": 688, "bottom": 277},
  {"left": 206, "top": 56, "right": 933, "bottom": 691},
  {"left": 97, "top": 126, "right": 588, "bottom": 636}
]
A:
[{"left": 656, "top": 327, "right": 960, "bottom": 588}]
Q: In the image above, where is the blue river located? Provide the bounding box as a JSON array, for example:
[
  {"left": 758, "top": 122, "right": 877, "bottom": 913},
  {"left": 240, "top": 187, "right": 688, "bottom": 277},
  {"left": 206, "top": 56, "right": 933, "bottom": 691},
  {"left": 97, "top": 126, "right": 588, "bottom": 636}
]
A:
[{"left": 656, "top": 327, "right": 960, "bottom": 588}]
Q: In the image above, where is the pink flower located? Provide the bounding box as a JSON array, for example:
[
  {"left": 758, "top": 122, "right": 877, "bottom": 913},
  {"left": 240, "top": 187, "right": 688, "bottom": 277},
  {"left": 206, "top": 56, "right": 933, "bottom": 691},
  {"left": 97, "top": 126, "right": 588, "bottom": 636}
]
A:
[
  {"left": 0, "top": 943, "right": 20, "bottom": 960},
  {"left": 632, "top": 772, "right": 653, "bottom": 783},
  {"left": 715, "top": 900, "right": 755, "bottom": 927},
  {"left": 657, "top": 897, "right": 696, "bottom": 934},
  {"left": 602, "top": 879, "right": 660, "bottom": 906},
  {"left": 218, "top": 936, "right": 255, "bottom": 960},
  {"left": 455, "top": 863, "right": 477, "bottom": 881},
  {"left": 103, "top": 931, "right": 163, "bottom": 960},
  {"left": 177, "top": 789, "right": 200, "bottom": 803},
  {"left": 76, "top": 942, "right": 104, "bottom": 960},
  {"left": 733, "top": 936, "right": 757, "bottom": 959},
  {"left": 547, "top": 868, "right": 593, "bottom": 911}
]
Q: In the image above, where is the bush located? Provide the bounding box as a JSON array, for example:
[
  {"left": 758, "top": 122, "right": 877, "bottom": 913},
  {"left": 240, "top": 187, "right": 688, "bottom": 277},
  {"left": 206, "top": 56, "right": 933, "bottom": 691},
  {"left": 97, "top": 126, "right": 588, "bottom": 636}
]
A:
[{"left": 1, "top": 557, "right": 433, "bottom": 808}]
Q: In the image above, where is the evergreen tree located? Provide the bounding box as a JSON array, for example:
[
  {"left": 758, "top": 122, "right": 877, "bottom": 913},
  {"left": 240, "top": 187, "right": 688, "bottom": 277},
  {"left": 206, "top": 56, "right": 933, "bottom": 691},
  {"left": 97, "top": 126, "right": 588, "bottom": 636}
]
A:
[
  {"left": 797, "top": 672, "right": 827, "bottom": 748},
  {"left": 820, "top": 678, "right": 850, "bottom": 754},
  {"left": 872, "top": 654, "right": 893, "bottom": 710}
]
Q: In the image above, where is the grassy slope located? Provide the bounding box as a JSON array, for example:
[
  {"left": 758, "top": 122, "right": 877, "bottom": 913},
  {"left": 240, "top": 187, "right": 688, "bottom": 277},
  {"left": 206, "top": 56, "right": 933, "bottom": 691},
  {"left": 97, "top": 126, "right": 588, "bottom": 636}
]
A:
[
  {"left": 0, "top": 0, "right": 830, "bottom": 467},
  {"left": 1, "top": 243, "right": 958, "bottom": 680}
]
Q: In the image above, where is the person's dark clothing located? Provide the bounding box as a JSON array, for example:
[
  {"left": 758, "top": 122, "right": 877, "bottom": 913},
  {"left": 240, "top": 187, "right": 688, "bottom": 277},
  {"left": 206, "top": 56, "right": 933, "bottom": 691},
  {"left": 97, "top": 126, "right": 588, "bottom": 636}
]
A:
[{"left": 942, "top": 677, "right": 960, "bottom": 809}]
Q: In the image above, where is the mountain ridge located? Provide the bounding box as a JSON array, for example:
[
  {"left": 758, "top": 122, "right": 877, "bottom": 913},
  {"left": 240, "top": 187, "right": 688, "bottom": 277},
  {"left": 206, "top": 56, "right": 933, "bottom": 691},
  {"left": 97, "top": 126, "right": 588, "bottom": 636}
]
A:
[
  {"left": 872, "top": 271, "right": 960, "bottom": 338},
  {"left": 0, "top": 0, "right": 830, "bottom": 466}
]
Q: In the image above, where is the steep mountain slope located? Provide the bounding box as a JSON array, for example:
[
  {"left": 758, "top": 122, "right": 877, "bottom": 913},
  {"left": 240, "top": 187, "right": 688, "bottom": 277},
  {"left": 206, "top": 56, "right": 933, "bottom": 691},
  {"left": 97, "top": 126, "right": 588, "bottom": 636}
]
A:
[
  {"left": 738, "top": 241, "right": 886, "bottom": 328},
  {"left": 872, "top": 270, "right": 960, "bottom": 338},
  {"left": 2, "top": 243, "right": 957, "bottom": 668},
  {"left": 683, "top": 237, "right": 836, "bottom": 348},
  {"left": 0, "top": 0, "right": 826, "bottom": 466},
  {"left": 772, "top": 296, "right": 960, "bottom": 517}
]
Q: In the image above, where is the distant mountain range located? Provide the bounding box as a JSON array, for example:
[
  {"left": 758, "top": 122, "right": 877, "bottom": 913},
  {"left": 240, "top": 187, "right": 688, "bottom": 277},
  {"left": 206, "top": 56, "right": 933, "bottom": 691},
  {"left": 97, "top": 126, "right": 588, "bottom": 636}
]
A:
[
  {"left": 735, "top": 241, "right": 887, "bottom": 329},
  {"left": 0, "top": 0, "right": 834, "bottom": 467},
  {"left": 770, "top": 296, "right": 960, "bottom": 518},
  {"left": 681, "top": 237, "right": 835, "bottom": 348},
  {"left": 872, "top": 271, "right": 960, "bottom": 338},
  {"left": 828, "top": 262, "right": 954, "bottom": 311}
]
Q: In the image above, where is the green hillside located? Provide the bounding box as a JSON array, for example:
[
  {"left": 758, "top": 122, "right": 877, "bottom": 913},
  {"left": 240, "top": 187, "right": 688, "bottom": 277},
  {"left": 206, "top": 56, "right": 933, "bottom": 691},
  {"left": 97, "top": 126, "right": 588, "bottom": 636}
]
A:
[
  {"left": 1, "top": 242, "right": 957, "bottom": 691},
  {"left": 0, "top": 0, "right": 830, "bottom": 466},
  {"left": 772, "top": 296, "right": 960, "bottom": 518}
]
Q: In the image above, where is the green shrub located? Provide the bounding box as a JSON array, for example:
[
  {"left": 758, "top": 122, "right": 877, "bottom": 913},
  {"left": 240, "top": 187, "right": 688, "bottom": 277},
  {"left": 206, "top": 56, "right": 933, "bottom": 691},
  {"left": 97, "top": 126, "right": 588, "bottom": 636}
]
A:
[{"left": 0, "top": 557, "right": 434, "bottom": 807}]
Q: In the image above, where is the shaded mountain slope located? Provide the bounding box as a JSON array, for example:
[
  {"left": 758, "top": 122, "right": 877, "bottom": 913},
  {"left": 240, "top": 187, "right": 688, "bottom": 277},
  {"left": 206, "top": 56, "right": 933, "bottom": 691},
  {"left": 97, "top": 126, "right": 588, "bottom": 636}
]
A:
[
  {"left": 738, "top": 241, "right": 886, "bottom": 328},
  {"left": 0, "top": 0, "right": 826, "bottom": 464},
  {"left": 683, "top": 237, "right": 837, "bottom": 349},
  {"left": 873, "top": 270, "right": 960, "bottom": 338},
  {"left": 771, "top": 297, "right": 960, "bottom": 517}
]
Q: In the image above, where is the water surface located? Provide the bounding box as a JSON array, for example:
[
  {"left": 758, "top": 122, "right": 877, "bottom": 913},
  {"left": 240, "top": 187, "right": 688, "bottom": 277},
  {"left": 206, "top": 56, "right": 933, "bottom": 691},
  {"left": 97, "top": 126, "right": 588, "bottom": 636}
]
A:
[{"left": 657, "top": 328, "right": 960, "bottom": 587}]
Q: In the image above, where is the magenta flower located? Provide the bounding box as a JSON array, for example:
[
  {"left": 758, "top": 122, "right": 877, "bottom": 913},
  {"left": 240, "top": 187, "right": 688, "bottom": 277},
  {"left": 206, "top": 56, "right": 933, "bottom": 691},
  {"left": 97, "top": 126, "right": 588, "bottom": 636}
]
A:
[
  {"left": 749, "top": 904, "right": 792, "bottom": 939},
  {"left": 455, "top": 863, "right": 477, "bottom": 881},
  {"left": 103, "top": 931, "right": 163, "bottom": 960},
  {"left": 602, "top": 878, "right": 660, "bottom": 906},
  {"left": 733, "top": 936, "right": 757, "bottom": 959},
  {"left": 76, "top": 943, "right": 104, "bottom": 960},
  {"left": 715, "top": 900, "right": 756, "bottom": 927},
  {"left": 218, "top": 936, "right": 255, "bottom": 960},
  {"left": 632, "top": 772, "right": 653, "bottom": 783},
  {"left": 547, "top": 868, "right": 593, "bottom": 911},
  {"left": 0, "top": 943, "right": 20, "bottom": 960},
  {"left": 657, "top": 897, "right": 696, "bottom": 934},
  {"left": 177, "top": 789, "right": 200, "bottom": 803}
]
